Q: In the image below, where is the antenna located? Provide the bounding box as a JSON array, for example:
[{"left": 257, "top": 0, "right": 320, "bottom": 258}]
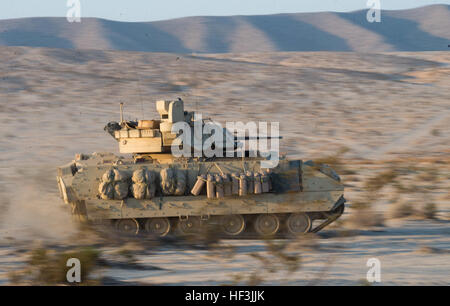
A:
[
  {"left": 119, "top": 102, "right": 124, "bottom": 124},
  {"left": 189, "top": 56, "right": 198, "bottom": 114},
  {"left": 133, "top": 60, "right": 144, "bottom": 120}
]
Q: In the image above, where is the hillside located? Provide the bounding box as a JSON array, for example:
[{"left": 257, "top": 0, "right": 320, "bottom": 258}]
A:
[{"left": 0, "top": 5, "right": 449, "bottom": 52}]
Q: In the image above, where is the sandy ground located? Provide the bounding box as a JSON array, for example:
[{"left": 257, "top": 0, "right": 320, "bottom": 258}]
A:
[
  {"left": 105, "top": 221, "right": 450, "bottom": 286},
  {"left": 0, "top": 46, "right": 448, "bottom": 285}
]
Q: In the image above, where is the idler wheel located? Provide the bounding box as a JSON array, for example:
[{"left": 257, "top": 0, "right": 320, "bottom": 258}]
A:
[
  {"left": 145, "top": 217, "right": 171, "bottom": 237},
  {"left": 221, "top": 214, "right": 245, "bottom": 236},
  {"left": 254, "top": 214, "right": 280, "bottom": 236},
  {"left": 286, "top": 213, "right": 312, "bottom": 235},
  {"left": 115, "top": 219, "right": 139, "bottom": 235}
]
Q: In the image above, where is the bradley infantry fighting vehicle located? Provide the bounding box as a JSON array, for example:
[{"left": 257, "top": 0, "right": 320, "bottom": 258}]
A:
[{"left": 56, "top": 99, "right": 345, "bottom": 237}]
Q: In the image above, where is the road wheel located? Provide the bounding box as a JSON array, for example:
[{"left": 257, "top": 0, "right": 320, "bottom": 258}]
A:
[
  {"left": 221, "top": 215, "right": 245, "bottom": 236},
  {"left": 115, "top": 219, "right": 139, "bottom": 235},
  {"left": 254, "top": 214, "right": 280, "bottom": 236},
  {"left": 177, "top": 217, "right": 201, "bottom": 235},
  {"left": 145, "top": 218, "right": 171, "bottom": 237},
  {"left": 286, "top": 213, "right": 312, "bottom": 235}
]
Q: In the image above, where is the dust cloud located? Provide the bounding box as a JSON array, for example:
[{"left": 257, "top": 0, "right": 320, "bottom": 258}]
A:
[{"left": 0, "top": 169, "right": 76, "bottom": 243}]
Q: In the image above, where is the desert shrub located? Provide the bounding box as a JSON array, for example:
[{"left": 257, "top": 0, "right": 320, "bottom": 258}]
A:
[
  {"left": 313, "top": 147, "right": 350, "bottom": 173},
  {"left": 414, "top": 245, "right": 447, "bottom": 254},
  {"left": 365, "top": 169, "right": 397, "bottom": 193},
  {"left": 416, "top": 167, "right": 439, "bottom": 182},
  {"left": 9, "top": 247, "right": 101, "bottom": 285},
  {"left": 420, "top": 202, "right": 437, "bottom": 220},
  {"left": 285, "top": 233, "right": 320, "bottom": 252},
  {"left": 431, "top": 129, "right": 440, "bottom": 136},
  {"left": 358, "top": 279, "right": 373, "bottom": 286},
  {"left": 345, "top": 206, "right": 384, "bottom": 228},
  {"left": 386, "top": 200, "right": 416, "bottom": 219},
  {"left": 226, "top": 239, "right": 303, "bottom": 285}
]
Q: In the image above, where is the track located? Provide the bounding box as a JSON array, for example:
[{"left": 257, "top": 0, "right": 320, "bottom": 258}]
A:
[{"left": 105, "top": 200, "right": 346, "bottom": 239}]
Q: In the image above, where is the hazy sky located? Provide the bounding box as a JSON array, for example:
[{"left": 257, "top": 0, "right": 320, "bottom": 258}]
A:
[{"left": 2, "top": 0, "right": 449, "bottom": 21}]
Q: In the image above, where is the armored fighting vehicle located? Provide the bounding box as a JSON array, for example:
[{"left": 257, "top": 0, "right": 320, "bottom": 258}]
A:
[{"left": 56, "top": 99, "right": 345, "bottom": 237}]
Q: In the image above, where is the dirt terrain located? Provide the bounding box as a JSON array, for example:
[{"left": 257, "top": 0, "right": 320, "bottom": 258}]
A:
[{"left": 0, "top": 46, "right": 448, "bottom": 285}]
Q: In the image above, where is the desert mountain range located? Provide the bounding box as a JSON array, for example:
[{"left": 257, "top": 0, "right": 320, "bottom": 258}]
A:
[{"left": 0, "top": 5, "right": 448, "bottom": 53}]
